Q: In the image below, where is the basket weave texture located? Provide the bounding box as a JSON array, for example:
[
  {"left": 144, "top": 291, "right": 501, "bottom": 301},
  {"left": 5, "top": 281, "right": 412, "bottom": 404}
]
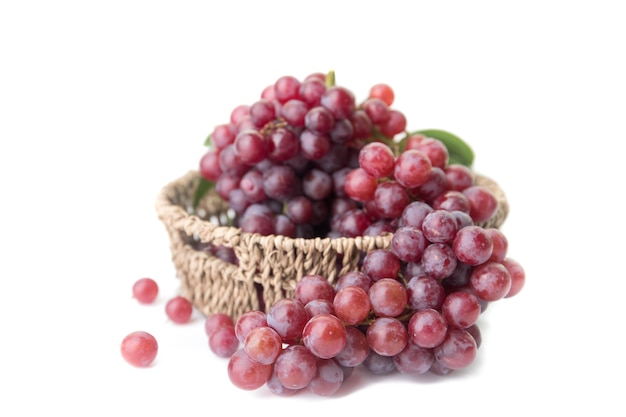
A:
[{"left": 155, "top": 170, "right": 509, "bottom": 319}]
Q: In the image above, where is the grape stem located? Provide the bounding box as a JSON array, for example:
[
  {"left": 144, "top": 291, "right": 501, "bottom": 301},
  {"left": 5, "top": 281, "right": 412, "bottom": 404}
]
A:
[
  {"left": 325, "top": 70, "right": 336, "bottom": 88},
  {"left": 357, "top": 308, "right": 415, "bottom": 326}
]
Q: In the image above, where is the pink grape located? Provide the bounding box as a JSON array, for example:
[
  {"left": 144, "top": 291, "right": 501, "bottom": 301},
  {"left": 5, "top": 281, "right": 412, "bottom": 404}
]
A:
[
  {"left": 121, "top": 331, "right": 158, "bottom": 368},
  {"left": 132, "top": 278, "right": 159, "bottom": 304},
  {"left": 227, "top": 348, "right": 273, "bottom": 390},
  {"left": 165, "top": 296, "right": 193, "bottom": 324}
]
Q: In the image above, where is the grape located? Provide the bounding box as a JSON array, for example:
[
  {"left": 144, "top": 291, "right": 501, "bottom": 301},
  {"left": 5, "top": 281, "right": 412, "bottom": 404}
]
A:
[
  {"left": 358, "top": 141, "right": 395, "bottom": 179},
  {"left": 485, "top": 228, "right": 509, "bottom": 263},
  {"left": 234, "top": 129, "right": 268, "bottom": 165},
  {"left": 320, "top": 86, "right": 355, "bottom": 119},
  {"left": 165, "top": 296, "right": 193, "bottom": 324},
  {"left": 267, "top": 127, "right": 300, "bottom": 162},
  {"left": 334, "top": 208, "right": 372, "bottom": 238},
  {"left": 408, "top": 308, "right": 448, "bottom": 348},
  {"left": 361, "top": 249, "right": 401, "bottom": 282},
  {"left": 302, "top": 313, "right": 347, "bottom": 359},
  {"left": 199, "top": 149, "right": 222, "bottom": 181},
  {"left": 333, "top": 286, "right": 371, "bottom": 325},
  {"left": 215, "top": 172, "right": 242, "bottom": 201},
  {"left": 267, "top": 298, "right": 308, "bottom": 343},
  {"left": 421, "top": 210, "right": 458, "bottom": 244},
  {"left": 429, "top": 359, "right": 454, "bottom": 376},
  {"left": 299, "top": 78, "right": 326, "bottom": 107},
  {"left": 274, "top": 214, "right": 297, "bottom": 238},
  {"left": 239, "top": 203, "right": 276, "bottom": 236},
  {"left": 368, "top": 83, "right": 394, "bottom": 106},
  {"left": 249, "top": 99, "right": 276, "bottom": 128},
  {"left": 286, "top": 196, "right": 313, "bottom": 224},
  {"left": 368, "top": 278, "right": 408, "bottom": 318},
  {"left": 441, "top": 291, "right": 481, "bottom": 329},
  {"left": 243, "top": 326, "right": 282, "bottom": 365},
  {"left": 350, "top": 109, "right": 373, "bottom": 139},
  {"left": 433, "top": 328, "right": 477, "bottom": 370},
  {"left": 432, "top": 190, "right": 471, "bottom": 213},
  {"left": 305, "top": 106, "right": 335, "bottom": 134},
  {"left": 280, "top": 99, "right": 308, "bottom": 127},
  {"left": 262, "top": 165, "right": 300, "bottom": 202},
  {"left": 421, "top": 243, "right": 458, "bottom": 279},
  {"left": 121, "top": 331, "right": 158, "bottom": 368},
  {"left": 209, "top": 325, "right": 240, "bottom": 358},
  {"left": 304, "top": 299, "right": 335, "bottom": 318},
  {"left": 410, "top": 137, "right": 449, "bottom": 170},
  {"left": 465, "top": 324, "right": 482, "bottom": 349},
  {"left": 393, "top": 149, "right": 432, "bottom": 188},
  {"left": 414, "top": 167, "right": 448, "bottom": 203},
  {"left": 211, "top": 123, "right": 236, "bottom": 149},
  {"left": 406, "top": 275, "right": 445, "bottom": 311},
  {"left": 344, "top": 167, "right": 378, "bottom": 202},
  {"left": 299, "top": 129, "right": 331, "bottom": 160},
  {"left": 363, "top": 351, "right": 396, "bottom": 375},
  {"left": 362, "top": 98, "right": 391, "bottom": 125},
  {"left": 230, "top": 104, "right": 250, "bottom": 125},
  {"left": 227, "top": 348, "right": 273, "bottom": 390},
  {"left": 334, "top": 326, "right": 370, "bottom": 367},
  {"left": 308, "top": 358, "right": 344, "bottom": 396},
  {"left": 378, "top": 109, "right": 407, "bottom": 138},
  {"left": 445, "top": 164, "right": 474, "bottom": 191},
  {"left": 374, "top": 181, "right": 410, "bottom": 219},
  {"left": 400, "top": 201, "right": 434, "bottom": 228},
  {"left": 463, "top": 185, "right": 498, "bottom": 223},
  {"left": 329, "top": 118, "right": 354, "bottom": 144},
  {"left": 205, "top": 313, "right": 235, "bottom": 336},
  {"left": 302, "top": 168, "right": 333, "bottom": 200},
  {"left": 452, "top": 225, "right": 494, "bottom": 266},
  {"left": 132, "top": 277, "right": 159, "bottom": 304},
  {"left": 235, "top": 310, "right": 268, "bottom": 343},
  {"left": 274, "top": 75, "right": 301, "bottom": 103},
  {"left": 364, "top": 220, "right": 395, "bottom": 237},
  {"left": 469, "top": 261, "right": 512, "bottom": 301},
  {"left": 274, "top": 345, "right": 318, "bottom": 390},
  {"left": 217, "top": 144, "right": 247, "bottom": 176},
  {"left": 334, "top": 271, "right": 372, "bottom": 292},
  {"left": 366, "top": 317, "right": 408, "bottom": 357},
  {"left": 391, "top": 226, "right": 427, "bottom": 263},
  {"left": 502, "top": 257, "right": 526, "bottom": 298},
  {"left": 266, "top": 367, "right": 300, "bottom": 396},
  {"left": 239, "top": 169, "right": 266, "bottom": 203},
  {"left": 392, "top": 342, "right": 434, "bottom": 375},
  {"left": 295, "top": 274, "right": 336, "bottom": 305}
]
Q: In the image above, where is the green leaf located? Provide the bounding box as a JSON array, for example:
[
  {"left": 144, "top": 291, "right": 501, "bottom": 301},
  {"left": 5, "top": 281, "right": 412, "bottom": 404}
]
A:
[
  {"left": 204, "top": 134, "right": 212, "bottom": 147},
  {"left": 413, "top": 129, "right": 475, "bottom": 168},
  {"left": 192, "top": 177, "right": 215, "bottom": 209}
]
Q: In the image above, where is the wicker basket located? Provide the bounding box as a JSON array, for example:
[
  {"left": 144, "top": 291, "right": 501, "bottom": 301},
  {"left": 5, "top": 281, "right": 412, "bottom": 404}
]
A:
[{"left": 155, "top": 170, "right": 509, "bottom": 320}]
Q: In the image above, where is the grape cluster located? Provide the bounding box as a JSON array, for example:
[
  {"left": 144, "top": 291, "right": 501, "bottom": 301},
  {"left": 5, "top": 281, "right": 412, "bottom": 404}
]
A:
[
  {"left": 198, "top": 71, "right": 411, "bottom": 238},
  {"left": 206, "top": 243, "right": 524, "bottom": 395}
]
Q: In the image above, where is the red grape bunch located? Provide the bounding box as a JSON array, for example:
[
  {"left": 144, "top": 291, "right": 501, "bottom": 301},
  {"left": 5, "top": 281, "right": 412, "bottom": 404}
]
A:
[
  {"left": 197, "top": 71, "right": 411, "bottom": 240},
  {"left": 205, "top": 246, "right": 524, "bottom": 396}
]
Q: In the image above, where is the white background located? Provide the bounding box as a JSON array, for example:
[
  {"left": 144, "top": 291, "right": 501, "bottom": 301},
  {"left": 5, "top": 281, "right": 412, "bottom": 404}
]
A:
[{"left": 1, "top": 1, "right": 624, "bottom": 415}]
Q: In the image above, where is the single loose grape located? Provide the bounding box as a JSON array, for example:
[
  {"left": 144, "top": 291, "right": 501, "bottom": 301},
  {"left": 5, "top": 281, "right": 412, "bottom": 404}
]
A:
[
  {"left": 121, "top": 331, "right": 158, "bottom": 368},
  {"left": 165, "top": 296, "right": 193, "bottom": 324},
  {"left": 132, "top": 278, "right": 159, "bottom": 304}
]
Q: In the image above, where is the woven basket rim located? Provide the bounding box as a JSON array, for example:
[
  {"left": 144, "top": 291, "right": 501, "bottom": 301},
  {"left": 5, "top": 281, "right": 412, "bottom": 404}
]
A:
[{"left": 155, "top": 169, "right": 396, "bottom": 250}]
